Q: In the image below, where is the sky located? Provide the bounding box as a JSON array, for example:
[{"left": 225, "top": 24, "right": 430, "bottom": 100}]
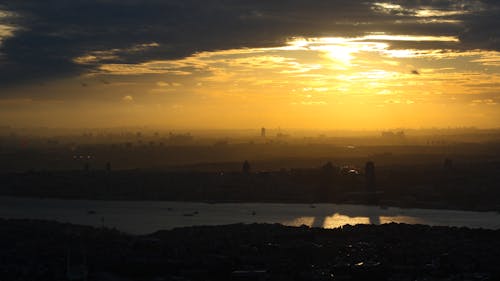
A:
[{"left": 0, "top": 0, "right": 499, "bottom": 129}]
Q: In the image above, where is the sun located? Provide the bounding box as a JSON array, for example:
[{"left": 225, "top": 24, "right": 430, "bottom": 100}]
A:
[
  {"left": 287, "top": 37, "right": 357, "bottom": 66},
  {"left": 324, "top": 45, "right": 355, "bottom": 65}
]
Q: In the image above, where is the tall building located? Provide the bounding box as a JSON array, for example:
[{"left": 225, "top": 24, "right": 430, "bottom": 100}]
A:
[
  {"left": 365, "top": 161, "right": 376, "bottom": 192},
  {"left": 242, "top": 160, "right": 251, "bottom": 174},
  {"left": 261, "top": 127, "right": 266, "bottom": 137}
]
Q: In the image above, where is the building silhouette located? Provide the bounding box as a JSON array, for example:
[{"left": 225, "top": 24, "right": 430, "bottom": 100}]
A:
[
  {"left": 319, "top": 161, "right": 337, "bottom": 201},
  {"left": 443, "top": 158, "right": 453, "bottom": 171},
  {"left": 242, "top": 160, "right": 251, "bottom": 174},
  {"left": 261, "top": 127, "right": 266, "bottom": 137},
  {"left": 365, "top": 161, "right": 376, "bottom": 192}
]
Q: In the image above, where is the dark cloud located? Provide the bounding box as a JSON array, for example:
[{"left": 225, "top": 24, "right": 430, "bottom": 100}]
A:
[
  {"left": 459, "top": 8, "right": 500, "bottom": 50},
  {"left": 0, "top": 0, "right": 498, "bottom": 87}
]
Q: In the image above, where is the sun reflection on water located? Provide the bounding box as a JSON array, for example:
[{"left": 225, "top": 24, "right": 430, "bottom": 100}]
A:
[{"left": 282, "top": 213, "right": 427, "bottom": 228}]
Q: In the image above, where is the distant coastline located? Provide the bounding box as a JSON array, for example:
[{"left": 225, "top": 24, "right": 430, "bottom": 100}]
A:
[{"left": 2, "top": 167, "right": 500, "bottom": 213}]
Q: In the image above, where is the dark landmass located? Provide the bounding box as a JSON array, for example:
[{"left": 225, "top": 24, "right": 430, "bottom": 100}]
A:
[
  {"left": 1, "top": 219, "right": 499, "bottom": 281},
  {"left": 1, "top": 158, "right": 499, "bottom": 212},
  {"left": 1, "top": 130, "right": 500, "bottom": 212}
]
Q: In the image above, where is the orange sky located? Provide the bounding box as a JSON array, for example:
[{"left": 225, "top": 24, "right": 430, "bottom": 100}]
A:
[{"left": 0, "top": 2, "right": 499, "bottom": 129}]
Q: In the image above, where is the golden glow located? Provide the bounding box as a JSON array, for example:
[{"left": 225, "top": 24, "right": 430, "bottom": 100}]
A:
[
  {"left": 283, "top": 214, "right": 427, "bottom": 228},
  {"left": 322, "top": 214, "right": 371, "bottom": 228},
  {"left": 372, "top": 2, "right": 472, "bottom": 18},
  {"left": 73, "top": 42, "right": 160, "bottom": 64},
  {"left": 0, "top": 10, "right": 16, "bottom": 47},
  {"left": 2, "top": 34, "right": 499, "bottom": 129},
  {"left": 415, "top": 9, "right": 466, "bottom": 18},
  {"left": 323, "top": 45, "right": 355, "bottom": 65},
  {"left": 362, "top": 34, "right": 459, "bottom": 42}
]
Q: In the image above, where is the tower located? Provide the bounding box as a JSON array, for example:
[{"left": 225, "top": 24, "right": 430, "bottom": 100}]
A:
[
  {"left": 365, "top": 161, "right": 376, "bottom": 192},
  {"left": 242, "top": 160, "right": 251, "bottom": 174}
]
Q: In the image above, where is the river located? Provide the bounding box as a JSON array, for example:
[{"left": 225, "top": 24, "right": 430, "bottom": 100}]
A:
[{"left": 1, "top": 196, "right": 499, "bottom": 234}]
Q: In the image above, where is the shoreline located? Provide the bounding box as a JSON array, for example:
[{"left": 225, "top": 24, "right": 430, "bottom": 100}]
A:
[{"left": 1, "top": 194, "right": 499, "bottom": 214}]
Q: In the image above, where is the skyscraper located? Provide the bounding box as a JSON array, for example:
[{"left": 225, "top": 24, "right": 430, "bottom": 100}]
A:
[{"left": 365, "top": 161, "right": 376, "bottom": 192}]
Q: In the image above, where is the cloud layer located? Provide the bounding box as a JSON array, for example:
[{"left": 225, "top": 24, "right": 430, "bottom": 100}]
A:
[{"left": 0, "top": 0, "right": 498, "bottom": 87}]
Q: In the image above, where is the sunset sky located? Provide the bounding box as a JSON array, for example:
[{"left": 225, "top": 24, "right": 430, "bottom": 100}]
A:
[{"left": 0, "top": 0, "right": 498, "bottom": 129}]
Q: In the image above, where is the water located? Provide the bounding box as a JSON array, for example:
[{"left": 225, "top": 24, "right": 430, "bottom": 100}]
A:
[{"left": 1, "top": 196, "right": 499, "bottom": 234}]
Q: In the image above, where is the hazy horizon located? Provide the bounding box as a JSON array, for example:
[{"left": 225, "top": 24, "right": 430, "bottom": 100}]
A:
[{"left": 2, "top": 125, "right": 500, "bottom": 138}]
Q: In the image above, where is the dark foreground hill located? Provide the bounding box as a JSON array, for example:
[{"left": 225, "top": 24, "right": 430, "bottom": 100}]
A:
[{"left": 1, "top": 219, "right": 499, "bottom": 281}]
